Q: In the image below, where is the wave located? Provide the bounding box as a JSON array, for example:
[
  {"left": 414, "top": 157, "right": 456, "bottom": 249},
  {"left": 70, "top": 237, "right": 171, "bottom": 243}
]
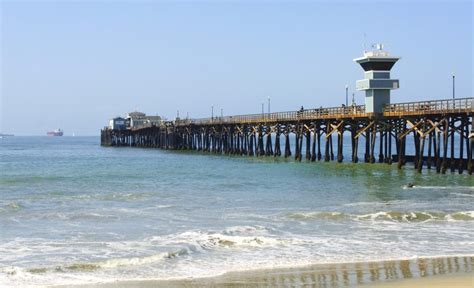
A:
[
  {"left": 84, "top": 250, "right": 184, "bottom": 269},
  {"left": 402, "top": 185, "right": 474, "bottom": 190},
  {"left": 287, "top": 211, "right": 474, "bottom": 222},
  {"left": 450, "top": 192, "right": 474, "bottom": 198},
  {"left": 0, "top": 176, "right": 63, "bottom": 185},
  {"left": 223, "top": 225, "right": 268, "bottom": 234},
  {"left": 12, "top": 249, "right": 184, "bottom": 275},
  {"left": 67, "top": 192, "right": 156, "bottom": 203},
  {"left": 31, "top": 211, "right": 121, "bottom": 221},
  {"left": 67, "top": 212, "right": 120, "bottom": 221},
  {"left": 153, "top": 204, "right": 174, "bottom": 209},
  {"left": 175, "top": 230, "right": 285, "bottom": 250},
  {"left": 287, "top": 211, "right": 348, "bottom": 221},
  {"left": 9, "top": 226, "right": 285, "bottom": 277}
]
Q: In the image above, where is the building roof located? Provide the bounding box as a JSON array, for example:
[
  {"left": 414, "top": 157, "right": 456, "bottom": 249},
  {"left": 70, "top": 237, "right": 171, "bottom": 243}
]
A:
[
  {"left": 127, "top": 111, "right": 146, "bottom": 119},
  {"left": 354, "top": 49, "right": 400, "bottom": 72},
  {"left": 145, "top": 116, "right": 162, "bottom": 121}
]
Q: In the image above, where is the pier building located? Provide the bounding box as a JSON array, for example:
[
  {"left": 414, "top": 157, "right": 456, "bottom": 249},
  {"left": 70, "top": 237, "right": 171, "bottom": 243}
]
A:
[{"left": 354, "top": 44, "right": 400, "bottom": 113}]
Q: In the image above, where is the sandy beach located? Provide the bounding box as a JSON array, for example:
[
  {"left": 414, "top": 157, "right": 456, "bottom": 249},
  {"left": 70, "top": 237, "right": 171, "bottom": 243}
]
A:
[
  {"left": 55, "top": 255, "right": 473, "bottom": 288},
  {"left": 361, "top": 273, "right": 473, "bottom": 287}
]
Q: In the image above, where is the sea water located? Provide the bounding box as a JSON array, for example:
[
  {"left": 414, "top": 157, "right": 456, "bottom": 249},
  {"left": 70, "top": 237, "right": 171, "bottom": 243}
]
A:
[{"left": 0, "top": 136, "right": 473, "bottom": 287}]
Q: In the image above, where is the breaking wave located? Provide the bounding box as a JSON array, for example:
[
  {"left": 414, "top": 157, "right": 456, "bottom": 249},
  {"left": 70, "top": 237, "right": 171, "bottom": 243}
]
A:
[
  {"left": 5, "top": 250, "right": 187, "bottom": 276},
  {"left": 223, "top": 225, "right": 268, "bottom": 234},
  {"left": 287, "top": 211, "right": 348, "bottom": 221},
  {"left": 287, "top": 211, "right": 474, "bottom": 222},
  {"left": 168, "top": 230, "right": 289, "bottom": 250},
  {"left": 5, "top": 225, "right": 288, "bottom": 277},
  {"left": 402, "top": 185, "right": 474, "bottom": 190}
]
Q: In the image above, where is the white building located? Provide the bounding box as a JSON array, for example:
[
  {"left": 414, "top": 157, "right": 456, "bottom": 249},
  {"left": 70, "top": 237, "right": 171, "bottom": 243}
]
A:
[
  {"left": 126, "top": 111, "right": 146, "bottom": 127},
  {"left": 354, "top": 44, "right": 400, "bottom": 113},
  {"left": 124, "top": 111, "right": 163, "bottom": 128}
]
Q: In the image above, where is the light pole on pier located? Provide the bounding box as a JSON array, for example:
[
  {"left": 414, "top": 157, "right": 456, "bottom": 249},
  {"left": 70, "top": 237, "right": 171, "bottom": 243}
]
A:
[
  {"left": 211, "top": 105, "right": 214, "bottom": 119},
  {"left": 221, "top": 108, "right": 223, "bottom": 118},
  {"left": 261, "top": 103, "right": 264, "bottom": 115},
  {"left": 352, "top": 92, "right": 355, "bottom": 105},
  {"left": 268, "top": 97, "right": 271, "bottom": 113},
  {"left": 452, "top": 72, "right": 455, "bottom": 99},
  {"left": 345, "top": 85, "right": 349, "bottom": 106}
]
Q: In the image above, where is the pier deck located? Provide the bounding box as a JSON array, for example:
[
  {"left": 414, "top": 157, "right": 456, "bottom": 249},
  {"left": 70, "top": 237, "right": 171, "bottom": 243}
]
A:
[{"left": 101, "top": 97, "right": 473, "bottom": 174}]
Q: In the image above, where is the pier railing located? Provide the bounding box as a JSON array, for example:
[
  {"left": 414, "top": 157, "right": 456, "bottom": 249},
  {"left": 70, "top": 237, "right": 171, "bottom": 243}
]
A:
[
  {"left": 383, "top": 97, "right": 473, "bottom": 116},
  {"left": 176, "top": 104, "right": 368, "bottom": 126},
  {"left": 174, "top": 98, "right": 473, "bottom": 126}
]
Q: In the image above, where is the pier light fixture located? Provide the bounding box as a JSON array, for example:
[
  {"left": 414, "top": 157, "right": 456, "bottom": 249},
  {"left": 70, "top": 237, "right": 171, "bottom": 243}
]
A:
[
  {"left": 452, "top": 72, "right": 455, "bottom": 99},
  {"left": 268, "top": 97, "right": 271, "bottom": 113},
  {"left": 211, "top": 105, "right": 214, "bottom": 119},
  {"left": 345, "top": 85, "right": 349, "bottom": 106},
  {"left": 354, "top": 44, "right": 400, "bottom": 113}
]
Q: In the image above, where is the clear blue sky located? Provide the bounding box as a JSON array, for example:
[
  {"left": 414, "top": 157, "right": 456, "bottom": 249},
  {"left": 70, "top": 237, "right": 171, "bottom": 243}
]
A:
[{"left": 1, "top": 1, "right": 472, "bottom": 136}]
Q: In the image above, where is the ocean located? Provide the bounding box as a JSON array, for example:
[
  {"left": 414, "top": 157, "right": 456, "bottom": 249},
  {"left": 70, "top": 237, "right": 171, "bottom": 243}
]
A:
[{"left": 0, "top": 136, "right": 473, "bottom": 287}]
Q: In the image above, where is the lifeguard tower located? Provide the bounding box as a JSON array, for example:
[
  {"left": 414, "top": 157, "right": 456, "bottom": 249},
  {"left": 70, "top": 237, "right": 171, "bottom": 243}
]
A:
[{"left": 354, "top": 44, "right": 400, "bottom": 113}]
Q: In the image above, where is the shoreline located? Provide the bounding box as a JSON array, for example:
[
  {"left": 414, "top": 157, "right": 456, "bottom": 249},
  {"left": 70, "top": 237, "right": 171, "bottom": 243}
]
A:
[{"left": 55, "top": 255, "right": 473, "bottom": 287}]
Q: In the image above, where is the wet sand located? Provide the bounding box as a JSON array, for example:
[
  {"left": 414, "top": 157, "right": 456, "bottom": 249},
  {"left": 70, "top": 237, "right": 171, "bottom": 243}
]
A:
[
  {"left": 361, "top": 272, "right": 473, "bottom": 287},
  {"left": 56, "top": 255, "right": 473, "bottom": 288}
]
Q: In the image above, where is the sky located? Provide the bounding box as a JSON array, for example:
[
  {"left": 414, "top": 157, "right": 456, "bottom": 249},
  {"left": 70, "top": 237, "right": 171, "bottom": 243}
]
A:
[{"left": 1, "top": 0, "right": 472, "bottom": 136}]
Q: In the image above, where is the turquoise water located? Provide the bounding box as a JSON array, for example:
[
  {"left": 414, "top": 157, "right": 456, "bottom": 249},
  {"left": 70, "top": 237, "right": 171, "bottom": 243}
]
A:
[{"left": 0, "top": 136, "right": 473, "bottom": 287}]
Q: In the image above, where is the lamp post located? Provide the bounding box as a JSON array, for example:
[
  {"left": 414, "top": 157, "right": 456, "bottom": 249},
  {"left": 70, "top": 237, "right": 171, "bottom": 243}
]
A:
[
  {"left": 345, "top": 85, "right": 349, "bottom": 106},
  {"left": 261, "top": 103, "right": 264, "bottom": 115},
  {"left": 221, "top": 108, "right": 223, "bottom": 118},
  {"left": 352, "top": 92, "right": 355, "bottom": 105},
  {"left": 268, "top": 97, "right": 271, "bottom": 114},
  {"left": 211, "top": 105, "right": 214, "bottom": 119},
  {"left": 452, "top": 72, "right": 455, "bottom": 99}
]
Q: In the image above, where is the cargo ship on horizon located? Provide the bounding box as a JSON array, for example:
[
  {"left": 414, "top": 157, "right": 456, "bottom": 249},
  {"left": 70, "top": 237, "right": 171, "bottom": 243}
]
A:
[{"left": 47, "top": 129, "right": 63, "bottom": 136}]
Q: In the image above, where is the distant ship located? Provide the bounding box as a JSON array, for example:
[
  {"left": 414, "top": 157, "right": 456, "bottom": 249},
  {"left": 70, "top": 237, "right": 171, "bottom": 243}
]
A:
[{"left": 47, "top": 129, "right": 64, "bottom": 136}]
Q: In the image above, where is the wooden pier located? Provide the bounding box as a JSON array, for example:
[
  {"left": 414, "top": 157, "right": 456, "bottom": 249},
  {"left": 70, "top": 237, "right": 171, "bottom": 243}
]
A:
[{"left": 101, "top": 97, "right": 474, "bottom": 174}]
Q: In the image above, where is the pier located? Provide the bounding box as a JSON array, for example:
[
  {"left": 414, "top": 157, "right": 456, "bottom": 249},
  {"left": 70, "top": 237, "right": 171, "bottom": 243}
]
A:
[
  {"left": 101, "top": 47, "right": 473, "bottom": 174},
  {"left": 101, "top": 97, "right": 473, "bottom": 174}
]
